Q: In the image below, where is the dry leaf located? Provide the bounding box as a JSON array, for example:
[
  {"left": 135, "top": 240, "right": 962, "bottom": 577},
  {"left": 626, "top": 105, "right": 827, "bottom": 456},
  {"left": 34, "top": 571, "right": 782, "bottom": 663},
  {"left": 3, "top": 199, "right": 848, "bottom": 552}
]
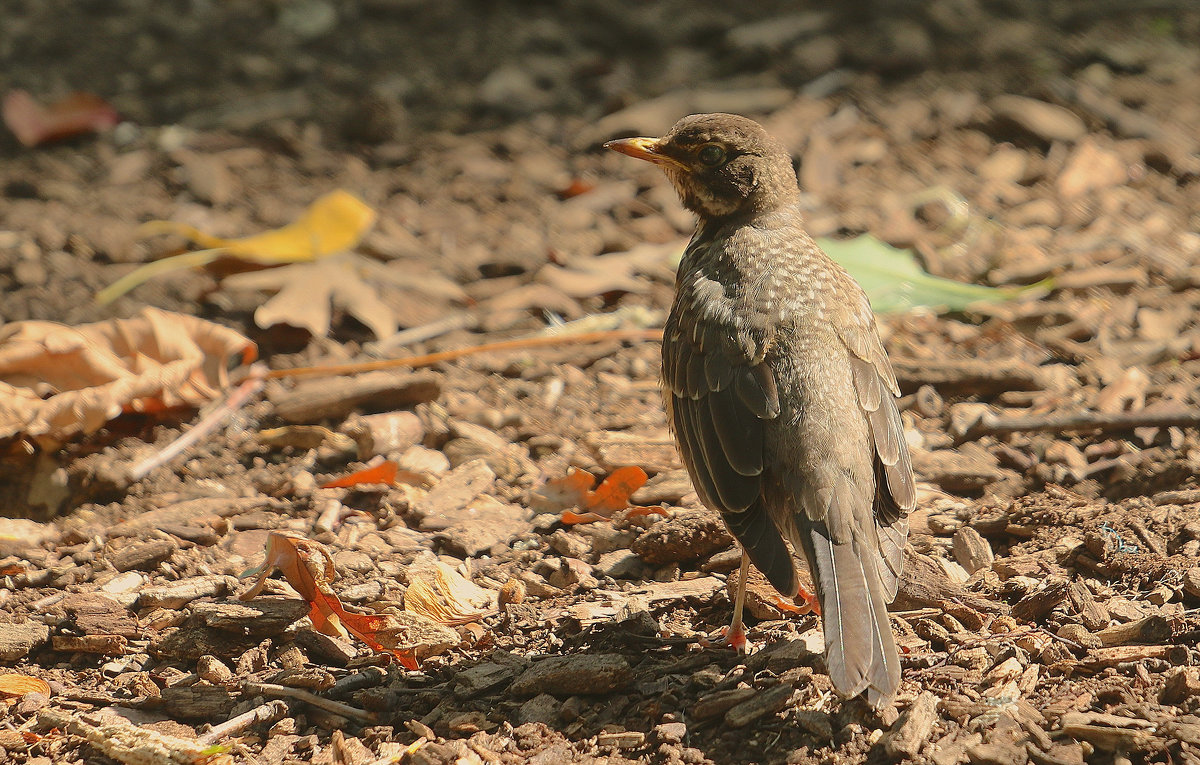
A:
[
  {"left": 219, "top": 253, "right": 399, "bottom": 339},
  {"left": 404, "top": 559, "right": 496, "bottom": 626},
  {"left": 240, "top": 532, "right": 418, "bottom": 668},
  {"left": 97, "top": 190, "right": 377, "bottom": 304},
  {"left": 586, "top": 465, "right": 649, "bottom": 514},
  {"left": 321, "top": 458, "right": 400, "bottom": 488},
  {"left": 2, "top": 89, "right": 119, "bottom": 147},
  {"left": 533, "top": 466, "right": 650, "bottom": 524},
  {"left": 0, "top": 307, "right": 255, "bottom": 446},
  {"left": 0, "top": 674, "right": 50, "bottom": 701}
]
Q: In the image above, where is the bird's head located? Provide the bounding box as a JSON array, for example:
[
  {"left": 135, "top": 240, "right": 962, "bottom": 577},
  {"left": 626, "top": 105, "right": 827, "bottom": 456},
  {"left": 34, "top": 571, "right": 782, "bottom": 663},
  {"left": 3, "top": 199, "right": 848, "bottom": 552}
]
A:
[{"left": 604, "top": 113, "right": 799, "bottom": 220}]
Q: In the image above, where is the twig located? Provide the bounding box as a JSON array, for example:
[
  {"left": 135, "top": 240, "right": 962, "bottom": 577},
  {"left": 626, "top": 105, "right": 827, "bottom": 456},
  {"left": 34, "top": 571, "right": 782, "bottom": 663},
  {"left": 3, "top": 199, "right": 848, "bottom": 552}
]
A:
[
  {"left": 367, "top": 312, "right": 480, "bottom": 356},
  {"left": 197, "top": 699, "right": 288, "bottom": 746},
  {"left": 264, "top": 328, "right": 663, "bottom": 380},
  {"left": 955, "top": 408, "right": 1200, "bottom": 444},
  {"left": 242, "top": 681, "right": 375, "bottom": 722},
  {"left": 129, "top": 363, "right": 268, "bottom": 481}
]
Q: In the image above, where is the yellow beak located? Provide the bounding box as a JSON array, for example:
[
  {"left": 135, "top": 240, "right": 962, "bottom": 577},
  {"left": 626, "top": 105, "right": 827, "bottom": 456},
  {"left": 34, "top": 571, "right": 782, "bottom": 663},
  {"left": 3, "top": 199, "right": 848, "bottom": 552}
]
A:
[{"left": 604, "top": 137, "right": 687, "bottom": 169}]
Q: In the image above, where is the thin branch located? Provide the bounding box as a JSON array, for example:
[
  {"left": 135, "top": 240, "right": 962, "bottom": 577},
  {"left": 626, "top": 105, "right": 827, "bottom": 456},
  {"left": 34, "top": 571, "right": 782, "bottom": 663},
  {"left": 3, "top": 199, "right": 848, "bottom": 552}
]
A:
[
  {"left": 197, "top": 699, "right": 288, "bottom": 746},
  {"left": 129, "top": 363, "right": 268, "bottom": 481},
  {"left": 242, "top": 681, "right": 375, "bottom": 722},
  {"left": 955, "top": 408, "right": 1200, "bottom": 444}
]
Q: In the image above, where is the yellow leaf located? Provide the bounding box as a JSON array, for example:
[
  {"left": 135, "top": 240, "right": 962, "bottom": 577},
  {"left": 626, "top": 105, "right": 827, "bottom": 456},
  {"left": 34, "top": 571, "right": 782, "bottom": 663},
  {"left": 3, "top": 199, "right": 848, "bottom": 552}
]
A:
[{"left": 97, "top": 190, "right": 377, "bottom": 304}]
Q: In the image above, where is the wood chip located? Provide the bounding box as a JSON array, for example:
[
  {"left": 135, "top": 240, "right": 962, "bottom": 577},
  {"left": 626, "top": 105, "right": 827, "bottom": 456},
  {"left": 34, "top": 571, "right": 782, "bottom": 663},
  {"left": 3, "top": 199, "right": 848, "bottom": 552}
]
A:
[{"left": 883, "top": 691, "right": 939, "bottom": 759}]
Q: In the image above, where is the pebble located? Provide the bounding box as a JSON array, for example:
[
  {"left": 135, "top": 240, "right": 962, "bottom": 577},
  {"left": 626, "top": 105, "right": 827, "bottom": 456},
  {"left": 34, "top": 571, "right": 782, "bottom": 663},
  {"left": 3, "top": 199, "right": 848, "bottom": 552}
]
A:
[
  {"left": 654, "top": 721, "right": 687, "bottom": 744},
  {"left": 990, "top": 95, "right": 1086, "bottom": 143}
]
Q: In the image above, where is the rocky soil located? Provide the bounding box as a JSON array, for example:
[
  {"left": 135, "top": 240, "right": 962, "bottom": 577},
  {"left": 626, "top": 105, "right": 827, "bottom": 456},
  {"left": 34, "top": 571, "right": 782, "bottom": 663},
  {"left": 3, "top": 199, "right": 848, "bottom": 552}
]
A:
[{"left": 3, "top": 1, "right": 1200, "bottom": 763}]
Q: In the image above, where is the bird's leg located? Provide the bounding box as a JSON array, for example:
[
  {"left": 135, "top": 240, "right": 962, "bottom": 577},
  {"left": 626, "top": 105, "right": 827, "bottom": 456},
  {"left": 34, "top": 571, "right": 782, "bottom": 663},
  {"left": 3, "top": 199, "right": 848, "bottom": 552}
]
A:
[{"left": 700, "top": 550, "right": 752, "bottom": 652}]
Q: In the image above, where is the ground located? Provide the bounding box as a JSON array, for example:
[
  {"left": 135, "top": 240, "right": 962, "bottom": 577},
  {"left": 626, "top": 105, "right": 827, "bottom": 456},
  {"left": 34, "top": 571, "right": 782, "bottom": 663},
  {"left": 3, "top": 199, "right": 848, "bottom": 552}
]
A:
[{"left": 2, "top": 1, "right": 1200, "bottom": 763}]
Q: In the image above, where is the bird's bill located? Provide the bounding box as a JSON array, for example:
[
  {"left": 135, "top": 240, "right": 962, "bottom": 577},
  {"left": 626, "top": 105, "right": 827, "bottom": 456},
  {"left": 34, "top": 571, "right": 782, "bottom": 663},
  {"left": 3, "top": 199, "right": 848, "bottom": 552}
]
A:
[{"left": 603, "top": 137, "right": 686, "bottom": 169}]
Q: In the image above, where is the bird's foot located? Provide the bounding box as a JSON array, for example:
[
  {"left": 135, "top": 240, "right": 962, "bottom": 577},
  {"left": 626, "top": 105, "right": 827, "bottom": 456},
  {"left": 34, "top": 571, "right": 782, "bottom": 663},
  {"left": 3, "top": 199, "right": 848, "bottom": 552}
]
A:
[
  {"left": 774, "top": 585, "right": 821, "bottom": 616},
  {"left": 699, "top": 623, "right": 753, "bottom": 653}
]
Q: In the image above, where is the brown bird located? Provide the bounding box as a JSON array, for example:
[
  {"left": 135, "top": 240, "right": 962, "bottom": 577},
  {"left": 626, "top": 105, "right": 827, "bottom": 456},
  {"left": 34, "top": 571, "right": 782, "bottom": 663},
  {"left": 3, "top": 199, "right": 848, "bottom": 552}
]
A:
[{"left": 606, "top": 114, "right": 915, "bottom": 707}]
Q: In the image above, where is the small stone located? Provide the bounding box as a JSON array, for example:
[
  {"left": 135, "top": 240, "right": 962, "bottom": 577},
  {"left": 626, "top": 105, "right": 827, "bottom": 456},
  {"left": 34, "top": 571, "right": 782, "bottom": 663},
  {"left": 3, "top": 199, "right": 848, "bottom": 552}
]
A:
[
  {"left": 197, "top": 655, "right": 234, "bottom": 683},
  {"left": 510, "top": 654, "right": 632, "bottom": 697},
  {"left": 596, "top": 550, "right": 645, "bottom": 579},
  {"left": 952, "top": 527, "right": 994, "bottom": 575},
  {"left": 547, "top": 530, "right": 591, "bottom": 560},
  {"left": 1057, "top": 138, "right": 1127, "bottom": 199},
  {"left": 546, "top": 557, "right": 597, "bottom": 590},
  {"left": 978, "top": 147, "right": 1029, "bottom": 183},
  {"left": 654, "top": 722, "right": 687, "bottom": 744},
  {"left": 991, "top": 95, "right": 1086, "bottom": 143},
  {"left": 519, "top": 693, "right": 561, "bottom": 726}
]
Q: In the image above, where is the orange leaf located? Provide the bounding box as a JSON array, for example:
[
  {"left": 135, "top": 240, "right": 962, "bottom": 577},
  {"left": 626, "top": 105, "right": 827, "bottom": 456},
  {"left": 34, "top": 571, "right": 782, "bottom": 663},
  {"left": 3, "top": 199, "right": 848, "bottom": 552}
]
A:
[
  {"left": 240, "top": 532, "right": 421, "bottom": 667},
  {"left": 623, "top": 506, "right": 669, "bottom": 521},
  {"left": 585, "top": 466, "right": 648, "bottom": 514},
  {"left": 321, "top": 459, "right": 399, "bottom": 488},
  {"left": 533, "top": 468, "right": 597, "bottom": 511},
  {"left": 2, "top": 90, "right": 118, "bottom": 147},
  {"left": 560, "top": 510, "right": 607, "bottom": 525}
]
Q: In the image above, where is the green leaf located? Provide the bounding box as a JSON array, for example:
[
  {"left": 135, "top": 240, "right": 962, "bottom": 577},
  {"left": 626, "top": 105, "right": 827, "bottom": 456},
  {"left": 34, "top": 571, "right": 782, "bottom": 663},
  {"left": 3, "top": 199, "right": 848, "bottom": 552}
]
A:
[{"left": 816, "top": 235, "right": 1044, "bottom": 314}]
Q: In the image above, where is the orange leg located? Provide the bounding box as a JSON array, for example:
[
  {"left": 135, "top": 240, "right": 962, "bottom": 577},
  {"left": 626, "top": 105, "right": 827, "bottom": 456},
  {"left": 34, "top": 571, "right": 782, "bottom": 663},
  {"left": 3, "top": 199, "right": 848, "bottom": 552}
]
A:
[{"left": 700, "top": 551, "right": 752, "bottom": 652}]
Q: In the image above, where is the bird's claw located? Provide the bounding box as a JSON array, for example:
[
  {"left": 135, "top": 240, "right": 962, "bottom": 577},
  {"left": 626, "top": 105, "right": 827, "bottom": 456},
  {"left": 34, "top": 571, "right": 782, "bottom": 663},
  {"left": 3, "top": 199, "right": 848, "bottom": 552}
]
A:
[
  {"left": 773, "top": 586, "right": 821, "bottom": 616},
  {"left": 699, "top": 624, "right": 753, "bottom": 653}
]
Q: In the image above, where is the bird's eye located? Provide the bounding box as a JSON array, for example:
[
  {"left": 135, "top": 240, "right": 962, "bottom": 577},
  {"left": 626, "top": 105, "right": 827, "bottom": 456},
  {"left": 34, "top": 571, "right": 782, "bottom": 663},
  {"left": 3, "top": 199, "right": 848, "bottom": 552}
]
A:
[{"left": 698, "top": 144, "right": 726, "bottom": 166}]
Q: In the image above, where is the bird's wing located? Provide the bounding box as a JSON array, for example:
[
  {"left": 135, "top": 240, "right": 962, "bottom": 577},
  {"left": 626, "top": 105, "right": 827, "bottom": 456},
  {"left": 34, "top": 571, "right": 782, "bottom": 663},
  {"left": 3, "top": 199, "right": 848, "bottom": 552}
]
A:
[
  {"left": 836, "top": 286, "right": 916, "bottom": 599},
  {"left": 663, "top": 257, "right": 798, "bottom": 597}
]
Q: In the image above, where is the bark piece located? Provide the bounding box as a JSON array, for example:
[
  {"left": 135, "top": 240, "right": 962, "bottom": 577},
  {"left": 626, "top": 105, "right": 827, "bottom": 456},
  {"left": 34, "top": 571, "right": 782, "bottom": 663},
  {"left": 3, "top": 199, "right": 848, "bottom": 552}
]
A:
[
  {"left": 693, "top": 687, "right": 756, "bottom": 720},
  {"left": 724, "top": 684, "right": 792, "bottom": 728},
  {"left": 161, "top": 683, "right": 237, "bottom": 720},
  {"left": 192, "top": 598, "right": 311, "bottom": 636},
  {"left": 509, "top": 654, "right": 632, "bottom": 697},
  {"left": 1011, "top": 578, "right": 1070, "bottom": 623},
  {"left": 584, "top": 430, "right": 683, "bottom": 474},
  {"left": 1066, "top": 582, "right": 1110, "bottom": 632},
  {"left": 1161, "top": 667, "right": 1200, "bottom": 704},
  {"left": 891, "top": 357, "right": 1040, "bottom": 396},
  {"left": 270, "top": 371, "right": 441, "bottom": 424},
  {"left": 139, "top": 575, "right": 231, "bottom": 610},
  {"left": 107, "top": 538, "right": 178, "bottom": 572},
  {"left": 1094, "top": 615, "right": 1172, "bottom": 647},
  {"left": 883, "top": 691, "right": 939, "bottom": 760}
]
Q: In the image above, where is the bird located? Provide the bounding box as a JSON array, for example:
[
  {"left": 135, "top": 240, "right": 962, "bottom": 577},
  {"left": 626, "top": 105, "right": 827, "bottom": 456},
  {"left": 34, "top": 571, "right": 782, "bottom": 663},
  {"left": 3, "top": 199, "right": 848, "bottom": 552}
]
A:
[{"left": 605, "top": 113, "right": 916, "bottom": 708}]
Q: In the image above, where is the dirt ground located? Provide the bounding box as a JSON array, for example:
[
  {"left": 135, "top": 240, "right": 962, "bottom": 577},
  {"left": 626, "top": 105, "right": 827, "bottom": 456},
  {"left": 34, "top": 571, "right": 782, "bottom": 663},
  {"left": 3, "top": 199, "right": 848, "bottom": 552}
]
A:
[{"left": 3, "top": 1, "right": 1200, "bottom": 763}]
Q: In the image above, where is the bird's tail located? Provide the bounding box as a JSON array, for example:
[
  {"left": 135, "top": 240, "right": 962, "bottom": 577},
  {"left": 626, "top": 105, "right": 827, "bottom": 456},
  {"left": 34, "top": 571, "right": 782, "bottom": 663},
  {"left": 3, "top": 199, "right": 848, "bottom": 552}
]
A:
[{"left": 797, "top": 518, "right": 900, "bottom": 707}]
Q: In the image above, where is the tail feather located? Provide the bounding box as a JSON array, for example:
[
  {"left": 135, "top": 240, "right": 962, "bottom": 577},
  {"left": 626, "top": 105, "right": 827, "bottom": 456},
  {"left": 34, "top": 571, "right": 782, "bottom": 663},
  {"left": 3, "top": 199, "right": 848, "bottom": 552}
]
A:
[{"left": 800, "top": 518, "right": 900, "bottom": 706}]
